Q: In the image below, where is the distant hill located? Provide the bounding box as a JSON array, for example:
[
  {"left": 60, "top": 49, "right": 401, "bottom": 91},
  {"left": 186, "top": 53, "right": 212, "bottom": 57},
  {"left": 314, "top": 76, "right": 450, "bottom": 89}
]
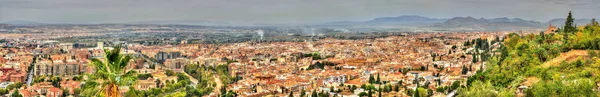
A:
[
  {"left": 366, "top": 15, "right": 447, "bottom": 25},
  {"left": 546, "top": 18, "right": 594, "bottom": 27},
  {"left": 433, "top": 17, "right": 544, "bottom": 30},
  {"left": 0, "top": 20, "right": 45, "bottom": 26},
  {"left": 317, "top": 15, "right": 552, "bottom": 31},
  {"left": 317, "top": 15, "right": 447, "bottom": 26}
]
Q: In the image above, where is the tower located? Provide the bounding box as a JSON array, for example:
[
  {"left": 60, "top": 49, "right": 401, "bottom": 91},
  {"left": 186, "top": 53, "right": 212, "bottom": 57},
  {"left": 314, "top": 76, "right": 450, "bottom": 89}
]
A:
[{"left": 97, "top": 42, "right": 104, "bottom": 49}]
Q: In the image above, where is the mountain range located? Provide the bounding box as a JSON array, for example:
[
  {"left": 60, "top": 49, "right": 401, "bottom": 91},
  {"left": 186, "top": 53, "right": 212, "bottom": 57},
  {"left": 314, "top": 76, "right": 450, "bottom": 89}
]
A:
[
  {"left": 547, "top": 18, "right": 595, "bottom": 27},
  {"left": 318, "top": 15, "right": 447, "bottom": 26},
  {"left": 318, "top": 15, "right": 596, "bottom": 31},
  {"left": 0, "top": 20, "right": 45, "bottom": 26},
  {"left": 432, "top": 17, "right": 543, "bottom": 30}
]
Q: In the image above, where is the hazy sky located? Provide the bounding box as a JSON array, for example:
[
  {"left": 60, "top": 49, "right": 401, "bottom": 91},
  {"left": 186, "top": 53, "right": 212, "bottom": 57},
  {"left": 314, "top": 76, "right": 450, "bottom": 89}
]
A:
[{"left": 0, "top": 0, "right": 599, "bottom": 24}]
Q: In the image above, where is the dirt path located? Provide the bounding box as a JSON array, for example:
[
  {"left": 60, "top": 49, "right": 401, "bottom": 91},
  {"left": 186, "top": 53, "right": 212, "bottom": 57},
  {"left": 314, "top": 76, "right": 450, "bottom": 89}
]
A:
[{"left": 541, "top": 50, "right": 589, "bottom": 68}]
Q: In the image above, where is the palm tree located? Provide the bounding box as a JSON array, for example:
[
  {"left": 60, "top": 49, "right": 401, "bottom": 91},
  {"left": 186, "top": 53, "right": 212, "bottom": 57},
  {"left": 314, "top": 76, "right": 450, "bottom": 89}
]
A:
[{"left": 82, "top": 45, "right": 136, "bottom": 97}]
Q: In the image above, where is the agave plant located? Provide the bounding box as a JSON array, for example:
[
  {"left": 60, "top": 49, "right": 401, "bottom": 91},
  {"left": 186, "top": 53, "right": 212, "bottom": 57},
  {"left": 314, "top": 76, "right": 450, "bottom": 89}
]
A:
[{"left": 82, "top": 45, "right": 136, "bottom": 97}]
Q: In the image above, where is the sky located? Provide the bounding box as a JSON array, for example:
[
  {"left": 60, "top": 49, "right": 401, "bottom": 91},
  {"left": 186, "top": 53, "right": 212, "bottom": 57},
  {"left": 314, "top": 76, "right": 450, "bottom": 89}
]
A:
[{"left": 0, "top": 0, "right": 599, "bottom": 24}]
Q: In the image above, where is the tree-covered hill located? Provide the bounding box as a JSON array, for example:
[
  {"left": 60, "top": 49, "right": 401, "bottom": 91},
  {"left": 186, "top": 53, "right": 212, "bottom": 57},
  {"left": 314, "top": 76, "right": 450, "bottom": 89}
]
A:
[{"left": 457, "top": 11, "right": 600, "bottom": 97}]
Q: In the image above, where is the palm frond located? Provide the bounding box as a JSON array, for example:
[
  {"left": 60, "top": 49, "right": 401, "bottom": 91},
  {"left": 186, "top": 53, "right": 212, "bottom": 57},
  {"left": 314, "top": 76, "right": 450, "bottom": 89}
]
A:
[
  {"left": 90, "top": 58, "right": 107, "bottom": 72},
  {"left": 117, "top": 70, "right": 137, "bottom": 86},
  {"left": 86, "top": 45, "right": 132, "bottom": 97}
]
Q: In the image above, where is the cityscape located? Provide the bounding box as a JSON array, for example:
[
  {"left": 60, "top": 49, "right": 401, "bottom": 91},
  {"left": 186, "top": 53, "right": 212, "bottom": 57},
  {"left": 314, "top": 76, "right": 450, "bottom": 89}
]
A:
[{"left": 1, "top": 0, "right": 600, "bottom": 97}]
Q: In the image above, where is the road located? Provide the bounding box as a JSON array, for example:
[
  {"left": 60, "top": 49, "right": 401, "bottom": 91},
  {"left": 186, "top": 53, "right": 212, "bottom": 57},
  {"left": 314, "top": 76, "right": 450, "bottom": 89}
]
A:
[
  {"left": 446, "top": 90, "right": 457, "bottom": 97},
  {"left": 26, "top": 56, "right": 37, "bottom": 86},
  {"left": 26, "top": 68, "right": 33, "bottom": 86}
]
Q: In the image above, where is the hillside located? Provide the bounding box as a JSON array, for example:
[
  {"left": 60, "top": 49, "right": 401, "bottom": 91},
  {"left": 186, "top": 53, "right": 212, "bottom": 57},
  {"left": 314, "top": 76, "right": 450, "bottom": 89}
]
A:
[
  {"left": 541, "top": 50, "right": 590, "bottom": 68},
  {"left": 456, "top": 15, "right": 600, "bottom": 97}
]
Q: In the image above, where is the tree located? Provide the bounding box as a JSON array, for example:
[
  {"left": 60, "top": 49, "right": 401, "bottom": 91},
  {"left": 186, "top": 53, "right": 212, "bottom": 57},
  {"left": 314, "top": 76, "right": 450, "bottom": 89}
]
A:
[
  {"left": 83, "top": 45, "right": 136, "bottom": 97},
  {"left": 378, "top": 86, "right": 382, "bottom": 97},
  {"left": 413, "top": 88, "right": 420, "bottom": 97},
  {"left": 6, "top": 82, "right": 23, "bottom": 90},
  {"left": 166, "top": 70, "right": 175, "bottom": 76},
  {"left": 528, "top": 79, "right": 596, "bottom": 97},
  {"left": 394, "top": 83, "right": 401, "bottom": 92},
  {"left": 563, "top": 11, "right": 577, "bottom": 41},
  {"left": 10, "top": 89, "right": 21, "bottom": 97},
  {"left": 311, "top": 90, "right": 317, "bottom": 97},
  {"left": 499, "top": 45, "right": 509, "bottom": 63},
  {"left": 289, "top": 90, "right": 294, "bottom": 97},
  {"left": 368, "top": 89, "right": 372, "bottom": 97},
  {"left": 0, "top": 89, "right": 7, "bottom": 95},
  {"left": 369, "top": 74, "right": 375, "bottom": 84},
  {"left": 300, "top": 89, "right": 306, "bottom": 97},
  {"left": 386, "top": 84, "right": 393, "bottom": 92},
  {"left": 358, "top": 92, "right": 368, "bottom": 97},
  {"left": 50, "top": 77, "right": 62, "bottom": 87},
  {"left": 462, "top": 65, "right": 468, "bottom": 74},
  {"left": 330, "top": 86, "right": 334, "bottom": 92},
  {"left": 451, "top": 81, "right": 460, "bottom": 91},
  {"left": 62, "top": 88, "right": 70, "bottom": 97},
  {"left": 456, "top": 81, "right": 497, "bottom": 97},
  {"left": 376, "top": 73, "right": 381, "bottom": 84},
  {"left": 471, "top": 54, "right": 477, "bottom": 63}
]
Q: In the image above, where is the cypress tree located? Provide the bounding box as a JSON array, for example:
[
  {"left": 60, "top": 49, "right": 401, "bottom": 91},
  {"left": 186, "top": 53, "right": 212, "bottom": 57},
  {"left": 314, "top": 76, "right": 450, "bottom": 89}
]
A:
[
  {"left": 563, "top": 11, "right": 577, "bottom": 42},
  {"left": 414, "top": 88, "right": 420, "bottom": 97},
  {"left": 311, "top": 90, "right": 317, "bottom": 97},
  {"left": 376, "top": 73, "right": 381, "bottom": 84},
  {"left": 378, "top": 86, "right": 382, "bottom": 97},
  {"left": 369, "top": 74, "right": 375, "bottom": 84}
]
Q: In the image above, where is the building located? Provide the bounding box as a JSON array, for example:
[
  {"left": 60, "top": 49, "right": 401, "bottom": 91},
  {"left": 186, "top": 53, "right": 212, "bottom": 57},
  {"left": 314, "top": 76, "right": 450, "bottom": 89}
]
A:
[
  {"left": 544, "top": 24, "right": 557, "bottom": 34},
  {"left": 164, "top": 58, "right": 188, "bottom": 72},
  {"left": 58, "top": 43, "right": 73, "bottom": 52},
  {"left": 135, "top": 78, "right": 159, "bottom": 91},
  {"left": 97, "top": 42, "right": 104, "bottom": 49},
  {"left": 155, "top": 51, "right": 181, "bottom": 64},
  {"left": 60, "top": 80, "right": 81, "bottom": 95},
  {"left": 9, "top": 71, "right": 26, "bottom": 83},
  {"left": 33, "top": 60, "right": 84, "bottom": 76},
  {"left": 46, "top": 87, "right": 63, "bottom": 97}
]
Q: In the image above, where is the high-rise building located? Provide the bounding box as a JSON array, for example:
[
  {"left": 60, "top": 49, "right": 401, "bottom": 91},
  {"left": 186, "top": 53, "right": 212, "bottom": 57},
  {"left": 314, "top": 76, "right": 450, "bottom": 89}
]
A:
[{"left": 155, "top": 51, "right": 181, "bottom": 64}]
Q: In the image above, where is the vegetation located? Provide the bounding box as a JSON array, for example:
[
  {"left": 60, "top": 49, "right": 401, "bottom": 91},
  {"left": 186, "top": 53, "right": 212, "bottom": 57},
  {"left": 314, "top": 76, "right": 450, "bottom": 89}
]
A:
[
  {"left": 182, "top": 63, "right": 237, "bottom": 97},
  {"left": 11, "top": 89, "right": 21, "bottom": 97},
  {"left": 182, "top": 64, "right": 216, "bottom": 96},
  {"left": 0, "top": 88, "right": 8, "bottom": 95},
  {"left": 6, "top": 82, "right": 23, "bottom": 91},
  {"left": 298, "top": 52, "right": 327, "bottom": 60},
  {"left": 82, "top": 45, "right": 137, "bottom": 97},
  {"left": 457, "top": 11, "right": 600, "bottom": 97},
  {"left": 306, "top": 61, "right": 336, "bottom": 70}
]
